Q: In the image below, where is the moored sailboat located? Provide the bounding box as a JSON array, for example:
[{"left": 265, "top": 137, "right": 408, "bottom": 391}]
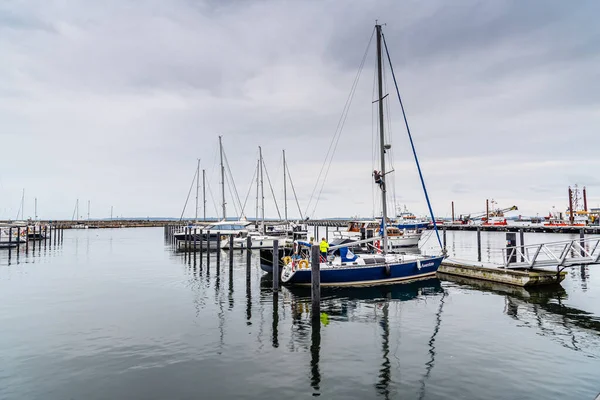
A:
[{"left": 281, "top": 24, "right": 444, "bottom": 286}]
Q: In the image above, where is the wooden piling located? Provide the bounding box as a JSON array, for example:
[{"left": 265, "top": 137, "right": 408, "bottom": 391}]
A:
[
  {"left": 32, "top": 227, "right": 36, "bottom": 251},
  {"left": 519, "top": 228, "right": 525, "bottom": 262},
  {"left": 272, "top": 240, "right": 280, "bottom": 291},
  {"left": 206, "top": 231, "right": 211, "bottom": 269},
  {"left": 229, "top": 235, "right": 234, "bottom": 272},
  {"left": 216, "top": 232, "right": 221, "bottom": 267},
  {"left": 506, "top": 232, "right": 517, "bottom": 263},
  {"left": 325, "top": 226, "right": 328, "bottom": 242},
  {"left": 476, "top": 227, "right": 481, "bottom": 262},
  {"left": 193, "top": 228, "right": 197, "bottom": 251},
  {"left": 187, "top": 227, "right": 192, "bottom": 253},
  {"left": 25, "top": 227, "right": 29, "bottom": 252},
  {"left": 580, "top": 228, "right": 585, "bottom": 257},
  {"left": 442, "top": 226, "right": 447, "bottom": 250},
  {"left": 9, "top": 227, "right": 12, "bottom": 247},
  {"left": 16, "top": 227, "right": 21, "bottom": 250},
  {"left": 44, "top": 226, "right": 47, "bottom": 243},
  {"left": 246, "top": 236, "right": 252, "bottom": 277},
  {"left": 311, "top": 245, "right": 321, "bottom": 320},
  {"left": 199, "top": 229, "right": 204, "bottom": 265}
]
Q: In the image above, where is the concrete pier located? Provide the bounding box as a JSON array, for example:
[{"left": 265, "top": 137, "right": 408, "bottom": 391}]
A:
[{"left": 439, "top": 259, "right": 566, "bottom": 287}]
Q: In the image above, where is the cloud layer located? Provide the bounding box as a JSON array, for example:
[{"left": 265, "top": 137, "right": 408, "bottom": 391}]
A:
[{"left": 1, "top": 0, "right": 599, "bottom": 220}]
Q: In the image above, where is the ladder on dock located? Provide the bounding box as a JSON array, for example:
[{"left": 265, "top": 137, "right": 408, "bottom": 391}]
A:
[{"left": 502, "top": 236, "right": 600, "bottom": 270}]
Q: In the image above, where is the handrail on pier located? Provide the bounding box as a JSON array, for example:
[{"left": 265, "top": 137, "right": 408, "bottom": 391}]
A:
[{"left": 501, "top": 236, "right": 600, "bottom": 269}]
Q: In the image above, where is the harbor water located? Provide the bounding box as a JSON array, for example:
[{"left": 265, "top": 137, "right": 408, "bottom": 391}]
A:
[{"left": 1, "top": 227, "right": 599, "bottom": 399}]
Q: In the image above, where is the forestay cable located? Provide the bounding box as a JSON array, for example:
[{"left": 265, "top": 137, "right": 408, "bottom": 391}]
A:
[{"left": 381, "top": 32, "right": 443, "bottom": 249}]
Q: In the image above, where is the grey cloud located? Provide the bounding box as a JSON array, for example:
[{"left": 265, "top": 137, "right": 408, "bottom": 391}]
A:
[{"left": 0, "top": 0, "right": 598, "bottom": 219}]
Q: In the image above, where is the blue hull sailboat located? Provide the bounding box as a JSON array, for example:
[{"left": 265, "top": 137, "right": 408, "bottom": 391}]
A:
[{"left": 281, "top": 23, "right": 446, "bottom": 286}]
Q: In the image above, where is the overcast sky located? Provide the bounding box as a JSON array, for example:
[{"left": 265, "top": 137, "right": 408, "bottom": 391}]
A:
[{"left": 1, "top": 0, "right": 599, "bottom": 220}]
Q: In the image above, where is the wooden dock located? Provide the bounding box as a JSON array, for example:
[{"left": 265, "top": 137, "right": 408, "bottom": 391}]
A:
[{"left": 438, "top": 258, "right": 566, "bottom": 287}]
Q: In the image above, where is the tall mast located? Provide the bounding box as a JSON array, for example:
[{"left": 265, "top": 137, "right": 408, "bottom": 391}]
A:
[
  {"left": 87, "top": 200, "right": 90, "bottom": 221},
  {"left": 76, "top": 199, "right": 79, "bottom": 221},
  {"left": 259, "top": 146, "right": 265, "bottom": 233},
  {"left": 283, "top": 149, "right": 288, "bottom": 223},
  {"left": 219, "top": 136, "right": 226, "bottom": 220},
  {"left": 21, "top": 189, "right": 25, "bottom": 220},
  {"left": 255, "top": 160, "right": 259, "bottom": 228},
  {"left": 376, "top": 24, "right": 388, "bottom": 254},
  {"left": 35, "top": 197, "right": 38, "bottom": 221},
  {"left": 202, "top": 169, "right": 206, "bottom": 221},
  {"left": 195, "top": 159, "right": 200, "bottom": 222}
]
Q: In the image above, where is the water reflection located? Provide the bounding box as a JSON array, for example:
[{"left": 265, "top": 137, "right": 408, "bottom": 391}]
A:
[
  {"left": 439, "top": 273, "right": 600, "bottom": 354},
  {"left": 283, "top": 278, "right": 444, "bottom": 398}
]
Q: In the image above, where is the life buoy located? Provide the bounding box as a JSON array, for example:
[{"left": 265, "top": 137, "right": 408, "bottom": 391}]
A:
[
  {"left": 299, "top": 259, "right": 309, "bottom": 269},
  {"left": 282, "top": 256, "right": 292, "bottom": 265}
]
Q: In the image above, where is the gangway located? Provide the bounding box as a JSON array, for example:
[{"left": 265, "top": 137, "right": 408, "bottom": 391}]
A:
[{"left": 502, "top": 236, "right": 600, "bottom": 271}]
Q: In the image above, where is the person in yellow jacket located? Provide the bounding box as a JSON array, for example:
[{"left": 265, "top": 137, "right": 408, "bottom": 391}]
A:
[{"left": 319, "top": 237, "right": 329, "bottom": 258}]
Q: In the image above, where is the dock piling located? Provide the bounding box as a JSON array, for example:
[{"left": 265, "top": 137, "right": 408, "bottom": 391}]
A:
[
  {"left": 506, "top": 232, "right": 517, "bottom": 264},
  {"left": 272, "top": 240, "right": 280, "bottom": 291},
  {"left": 311, "top": 245, "right": 321, "bottom": 321},
  {"left": 519, "top": 228, "right": 525, "bottom": 262},
  {"left": 206, "top": 231, "right": 211, "bottom": 269},
  {"left": 442, "top": 227, "right": 447, "bottom": 250},
  {"left": 9, "top": 227, "right": 12, "bottom": 248},
  {"left": 199, "top": 229, "right": 204, "bottom": 265},
  {"left": 477, "top": 227, "right": 481, "bottom": 262},
  {"left": 17, "top": 228, "right": 21, "bottom": 250},
  {"left": 580, "top": 228, "right": 585, "bottom": 257},
  {"left": 229, "top": 235, "right": 234, "bottom": 273},
  {"left": 216, "top": 232, "right": 221, "bottom": 267},
  {"left": 246, "top": 236, "right": 252, "bottom": 276}
]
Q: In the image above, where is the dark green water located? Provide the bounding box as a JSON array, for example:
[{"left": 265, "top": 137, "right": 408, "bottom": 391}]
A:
[{"left": 1, "top": 228, "right": 599, "bottom": 399}]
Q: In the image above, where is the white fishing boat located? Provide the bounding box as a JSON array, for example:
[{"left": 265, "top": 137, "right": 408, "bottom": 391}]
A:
[
  {"left": 395, "top": 205, "right": 429, "bottom": 230},
  {"left": 332, "top": 220, "right": 421, "bottom": 250},
  {"left": 282, "top": 23, "right": 445, "bottom": 286}
]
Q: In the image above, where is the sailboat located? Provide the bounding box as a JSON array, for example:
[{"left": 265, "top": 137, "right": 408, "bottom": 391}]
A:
[
  {"left": 281, "top": 24, "right": 445, "bottom": 286},
  {"left": 175, "top": 136, "right": 252, "bottom": 249},
  {"left": 71, "top": 199, "right": 89, "bottom": 229},
  {"left": 221, "top": 146, "right": 291, "bottom": 250}
]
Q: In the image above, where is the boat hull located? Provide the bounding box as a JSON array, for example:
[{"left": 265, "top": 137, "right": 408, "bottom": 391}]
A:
[
  {"left": 259, "top": 247, "right": 294, "bottom": 273},
  {"left": 282, "top": 256, "right": 443, "bottom": 286},
  {"left": 395, "top": 222, "right": 429, "bottom": 230}
]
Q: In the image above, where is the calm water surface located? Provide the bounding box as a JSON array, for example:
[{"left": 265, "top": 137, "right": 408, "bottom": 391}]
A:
[{"left": 1, "top": 227, "right": 599, "bottom": 399}]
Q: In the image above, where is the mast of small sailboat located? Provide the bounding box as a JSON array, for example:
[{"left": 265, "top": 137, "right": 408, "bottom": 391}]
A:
[
  {"left": 283, "top": 149, "right": 288, "bottom": 224},
  {"left": 255, "top": 160, "right": 259, "bottom": 228},
  {"left": 195, "top": 159, "right": 200, "bottom": 223},
  {"left": 87, "top": 200, "right": 90, "bottom": 221},
  {"left": 202, "top": 169, "right": 206, "bottom": 221},
  {"left": 376, "top": 24, "right": 388, "bottom": 254},
  {"left": 219, "top": 136, "right": 226, "bottom": 220},
  {"left": 259, "top": 146, "right": 265, "bottom": 234}
]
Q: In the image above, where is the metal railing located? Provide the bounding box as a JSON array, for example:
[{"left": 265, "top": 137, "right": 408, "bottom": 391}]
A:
[{"left": 502, "top": 236, "right": 600, "bottom": 269}]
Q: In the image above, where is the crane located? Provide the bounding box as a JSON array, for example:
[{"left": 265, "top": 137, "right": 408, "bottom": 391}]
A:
[{"left": 459, "top": 200, "right": 518, "bottom": 224}]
